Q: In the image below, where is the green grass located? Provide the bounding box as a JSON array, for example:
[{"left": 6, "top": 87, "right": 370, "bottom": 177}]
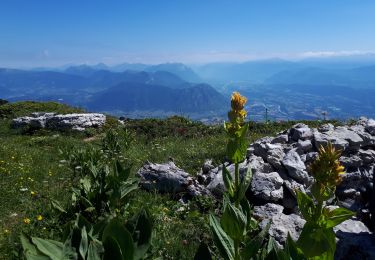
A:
[
  {"left": 0, "top": 101, "right": 338, "bottom": 259},
  {"left": 0, "top": 101, "right": 85, "bottom": 119}
]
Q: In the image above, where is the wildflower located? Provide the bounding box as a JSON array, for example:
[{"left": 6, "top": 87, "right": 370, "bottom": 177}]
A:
[
  {"left": 310, "top": 142, "right": 345, "bottom": 187},
  {"left": 225, "top": 92, "right": 248, "bottom": 134},
  {"left": 231, "top": 92, "right": 247, "bottom": 111},
  {"left": 30, "top": 191, "right": 36, "bottom": 196},
  {"left": 37, "top": 215, "right": 43, "bottom": 221},
  {"left": 4, "top": 229, "right": 9, "bottom": 234},
  {"left": 23, "top": 218, "right": 31, "bottom": 224}
]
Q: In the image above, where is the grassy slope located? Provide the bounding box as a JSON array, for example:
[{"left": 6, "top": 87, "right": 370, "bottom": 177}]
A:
[{"left": 0, "top": 101, "right": 337, "bottom": 259}]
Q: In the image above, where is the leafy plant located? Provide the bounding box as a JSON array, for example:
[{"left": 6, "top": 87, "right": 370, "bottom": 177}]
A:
[
  {"left": 21, "top": 210, "right": 152, "bottom": 260},
  {"left": 294, "top": 143, "right": 355, "bottom": 259},
  {"left": 196, "top": 92, "right": 269, "bottom": 260},
  {"left": 71, "top": 160, "right": 138, "bottom": 217}
]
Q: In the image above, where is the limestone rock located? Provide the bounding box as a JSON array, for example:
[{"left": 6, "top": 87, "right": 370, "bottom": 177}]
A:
[
  {"left": 12, "top": 112, "right": 106, "bottom": 131},
  {"left": 258, "top": 213, "right": 306, "bottom": 246},
  {"left": 334, "top": 219, "right": 375, "bottom": 260},
  {"left": 282, "top": 150, "right": 310, "bottom": 184},
  {"left": 250, "top": 172, "right": 284, "bottom": 202}
]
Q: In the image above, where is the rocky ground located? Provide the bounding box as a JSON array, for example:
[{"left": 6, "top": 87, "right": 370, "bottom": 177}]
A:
[{"left": 138, "top": 117, "right": 375, "bottom": 259}]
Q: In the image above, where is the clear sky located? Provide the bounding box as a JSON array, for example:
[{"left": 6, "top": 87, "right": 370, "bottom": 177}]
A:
[{"left": 1, "top": 0, "right": 375, "bottom": 67}]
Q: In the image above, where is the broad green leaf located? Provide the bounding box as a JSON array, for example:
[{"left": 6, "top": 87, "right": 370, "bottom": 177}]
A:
[
  {"left": 87, "top": 241, "right": 102, "bottom": 260},
  {"left": 324, "top": 207, "right": 355, "bottom": 228},
  {"left": 240, "top": 198, "right": 253, "bottom": 229},
  {"left": 20, "top": 234, "right": 50, "bottom": 260},
  {"left": 103, "top": 236, "right": 123, "bottom": 260},
  {"left": 209, "top": 214, "right": 234, "bottom": 260},
  {"left": 115, "top": 161, "right": 132, "bottom": 181},
  {"left": 51, "top": 199, "right": 67, "bottom": 213},
  {"left": 119, "top": 180, "right": 138, "bottom": 201},
  {"left": 76, "top": 214, "right": 92, "bottom": 230},
  {"left": 236, "top": 166, "right": 252, "bottom": 202},
  {"left": 133, "top": 209, "right": 153, "bottom": 260},
  {"left": 265, "top": 237, "right": 289, "bottom": 260},
  {"left": 31, "top": 237, "right": 64, "bottom": 260},
  {"left": 285, "top": 233, "right": 306, "bottom": 260},
  {"left": 241, "top": 221, "right": 270, "bottom": 259},
  {"left": 220, "top": 202, "right": 247, "bottom": 240},
  {"left": 194, "top": 242, "right": 212, "bottom": 260},
  {"left": 222, "top": 165, "right": 234, "bottom": 197},
  {"left": 102, "top": 218, "right": 134, "bottom": 260},
  {"left": 297, "top": 224, "right": 336, "bottom": 259},
  {"left": 296, "top": 191, "right": 314, "bottom": 221},
  {"left": 79, "top": 226, "right": 88, "bottom": 259}
]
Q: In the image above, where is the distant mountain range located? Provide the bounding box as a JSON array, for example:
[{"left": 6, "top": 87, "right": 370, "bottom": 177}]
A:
[
  {"left": 0, "top": 65, "right": 226, "bottom": 118},
  {"left": 2, "top": 56, "right": 375, "bottom": 120}
]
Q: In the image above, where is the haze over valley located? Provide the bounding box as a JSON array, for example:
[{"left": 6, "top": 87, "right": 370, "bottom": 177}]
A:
[{"left": 2, "top": 55, "right": 375, "bottom": 121}]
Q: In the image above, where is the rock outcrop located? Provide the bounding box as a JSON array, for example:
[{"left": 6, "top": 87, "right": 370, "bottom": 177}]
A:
[
  {"left": 12, "top": 112, "right": 106, "bottom": 131},
  {"left": 137, "top": 161, "right": 210, "bottom": 198},
  {"left": 136, "top": 117, "right": 375, "bottom": 259}
]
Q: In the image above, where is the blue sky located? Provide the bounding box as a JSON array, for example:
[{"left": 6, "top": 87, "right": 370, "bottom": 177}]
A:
[{"left": 1, "top": 0, "right": 375, "bottom": 67}]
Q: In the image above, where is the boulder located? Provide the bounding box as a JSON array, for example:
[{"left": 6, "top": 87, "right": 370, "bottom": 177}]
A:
[
  {"left": 271, "top": 134, "right": 288, "bottom": 144},
  {"left": 265, "top": 143, "right": 285, "bottom": 170},
  {"left": 250, "top": 172, "right": 284, "bottom": 202},
  {"left": 334, "top": 219, "right": 375, "bottom": 260},
  {"left": 253, "top": 203, "right": 284, "bottom": 220},
  {"left": 314, "top": 131, "right": 349, "bottom": 151},
  {"left": 290, "top": 123, "right": 313, "bottom": 141},
  {"left": 365, "top": 119, "right": 375, "bottom": 135},
  {"left": 12, "top": 113, "right": 106, "bottom": 131},
  {"left": 138, "top": 161, "right": 210, "bottom": 198},
  {"left": 138, "top": 161, "right": 191, "bottom": 193},
  {"left": 258, "top": 213, "right": 306, "bottom": 246},
  {"left": 282, "top": 150, "right": 310, "bottom": 184},
  {"left": 297, "top": 139, "right": 313, "bottom": 153},
  {"left": 46, "top": 113, "right": 106, "bottom": 131}
]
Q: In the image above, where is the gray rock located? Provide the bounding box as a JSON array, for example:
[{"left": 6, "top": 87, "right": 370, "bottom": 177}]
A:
[
  {"left": 282, "top": 150, "right": 310, "bottom": 184},
  {"left": 314, "top": 131, "right": 349, "bottom": 151},
  {"left": 46, "top": 113, "right": 106, "bottom": 130},
  {"left": 248, "top": 155, "right": 274, "bottom": 174},
  {"left": 253, "top": 203, "right": 284, "bottom": 220},
  {"left": 334, "top": 127, "right": 363, "bottom": 150},
  {"left": 291, "top": 125, "right": 313, "bottom": 141},
  {"left": 206, "top": 161, "right": 251, "bottom": 196},
  {"left": 283, "top": 177, "right": 307, "bottom": 198},
  {"left": 305, "top": 152, "right": 318, "bottom": 163},
  {"left": 334, "top": 219, "right": 375, "bottom": 260},
  {"left": 297, "top": 139, "right": 313, "bottom": 153},
  {"left": 202, "top": 159, "right": 215, "bottom": 175},
  {"left": 365, "top": 119, "right": 375, "bottom": 135},
  {"left": 138, "top": 161, "right": 191, "bottom": 193},
  {"left": 358, "top": 149, "right": 375, "bottom": 164},
  {"left": 318, "top": 123, "right": 335, "bottom": 132},
  {"left": 12, "top": 113, "right": 106, "bottom": 131},
  {"left": 340, "top": 155, "right": 363, "bottom": 168},
  {"left": 258, "top": 213, "right": 306, "bottom": 246},
  {"left": 271, "top": 134, "right": 288, "bottom": 144},
  {"left": 250, "top": 172, "right": 284, "bottom": 202},
  {"left": 266, "top": 143, "right": 285, "bottom": 170},
  {"left": 350, "top": 125, "right": 375, "bottom": 147}
]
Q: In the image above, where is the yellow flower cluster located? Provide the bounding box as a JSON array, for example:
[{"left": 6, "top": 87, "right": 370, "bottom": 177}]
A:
[
  {"left": 310, "top": 142, "right": 345, "bottom": 187},
  {"left": 226, "top": 92, "right": 247, "bottom": 133}
]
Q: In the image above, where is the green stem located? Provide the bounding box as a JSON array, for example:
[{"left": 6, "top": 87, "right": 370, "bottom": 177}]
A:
[
  {"left": 234, "top": 162, "right": 239, "bottom": 207},
  {"left": 234, "top": 239, "right": 240, "bottom": 260}
]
